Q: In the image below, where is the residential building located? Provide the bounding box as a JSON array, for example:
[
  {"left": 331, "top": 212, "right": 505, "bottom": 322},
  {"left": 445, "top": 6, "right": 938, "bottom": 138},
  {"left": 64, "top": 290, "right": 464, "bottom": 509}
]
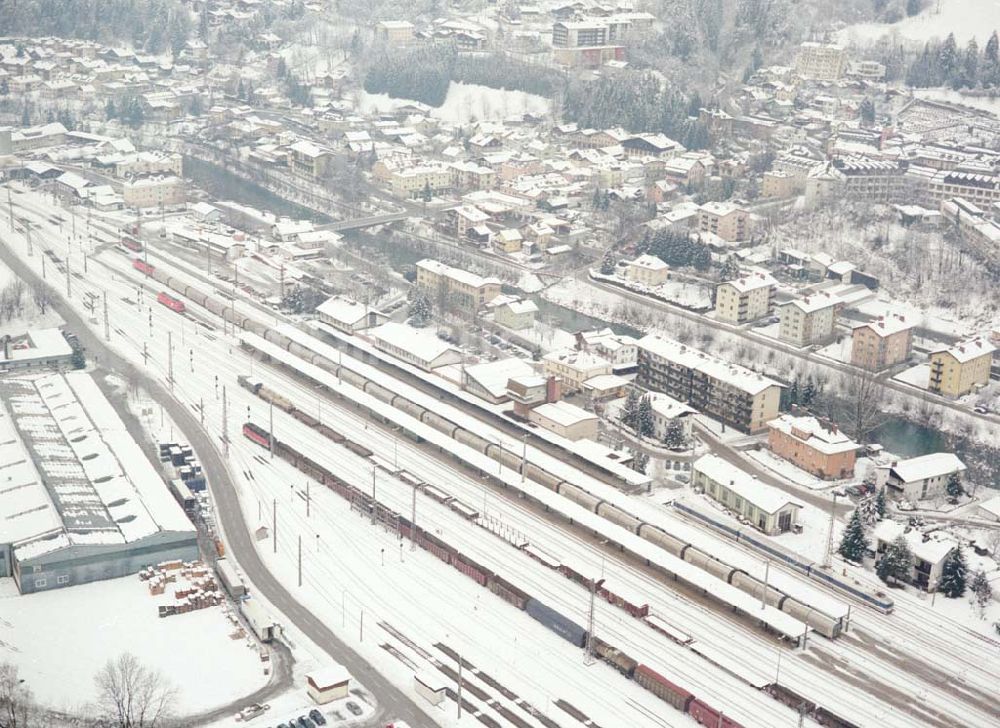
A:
[
  {"left": 315, "top": 297, "right": 388, "bottom": 333},
  {"left": 492, "top": 298, "right": 539, "bottom": 330},
  {"left": 636, "top": 334, "right": 783, "bottom": 434},
  {"left": 369, "top": 322, "right": 463, "bottom": 371},
  {"left": 551, "top": 21, "right": 624, "bottom": 67},
  {"left": 415, "top": 259, "right": 501, "bottom": 312},
  {"left": 698, "top": 201, "right": 749, "bottom": 242},
  {"left": 624, "top": 254, "right": 669, "bottom": 286},
  {"left": 761, "top": 170, "right": 796, "bottom": 198},
  {"left": 873, "top": 521, "right": 956, "bottom": 591},
  {"left": 114, "top": 151, "right": 183, "bottom": 178},
  {"left": 528, "top": 401, "right": 599, "bottom": 441},
  {"left": 692, "top": 454, "right": 802, "bottom": 535},
  {"left": 542, "top": 349, "right": 613, "bottom": 393},
  {"left": 374, "top": 20, "right": 415, "bottom": 44},
  {"left": 647, "top": 392, "right": 697, "bottom": 442},
  {"left": 777, "top": 292, "right": 838, "bottom": 346},
  {"left": 928, "top": 338, "right": 996, "bottom": 397},
  {"left": 885, "top": 453, "right": 966, "bottom": 501},
  {"left": 122, "top": 175, "right": 185, "bottom": 209},
  {"left": 940, "top": 197, "right": 1000, "bottom": 265},
  {"left": 383, "top": 164, "right": 453, "bottom": 199},
  {"left": 850, "top": 315, "right": 913, "bottom": 371},
  {"left": 714, "top": 271, "right": 777, "bottom": 324},
  {"left": 767, "top": 414, "right": 858, "bottom": 480},
  {"left": 506, "top": 375, "right": 560, "bottom": 419},
  {"left": 289, "top": 140, "right": 333, "bottom": 179},
  {"left": 795, "top": 41, "right": 847, "bottom": 81},
  {"left": 576, "top": 329, "right": 638, "bottom": 371},
  {"left": 581, "top": 373, "right": 630, "bottom": 403}
]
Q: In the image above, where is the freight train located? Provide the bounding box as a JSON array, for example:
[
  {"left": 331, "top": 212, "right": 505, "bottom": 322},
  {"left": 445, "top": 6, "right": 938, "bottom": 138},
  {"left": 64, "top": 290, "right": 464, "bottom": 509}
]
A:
[
  {"left": 240, "top": 420, "right": 750, "bottom": 728},
  {"left": 135, "top": 262, "right": 892, "bottom": 638}
]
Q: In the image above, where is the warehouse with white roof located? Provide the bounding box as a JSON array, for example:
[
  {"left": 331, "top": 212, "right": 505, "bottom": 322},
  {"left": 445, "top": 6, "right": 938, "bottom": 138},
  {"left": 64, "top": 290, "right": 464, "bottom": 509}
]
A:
[
  {"left": 692, "top": 454, "right": 802, "bottom": 535},
  {"left": 0, "top": 372, "right": 198, "bottom": 594}
]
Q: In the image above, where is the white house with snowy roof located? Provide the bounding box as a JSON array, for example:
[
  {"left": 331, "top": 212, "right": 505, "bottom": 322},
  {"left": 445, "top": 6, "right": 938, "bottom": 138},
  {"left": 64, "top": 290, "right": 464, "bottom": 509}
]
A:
[{"left": 884, "top": 453, "right": 966, "bottom": 502}]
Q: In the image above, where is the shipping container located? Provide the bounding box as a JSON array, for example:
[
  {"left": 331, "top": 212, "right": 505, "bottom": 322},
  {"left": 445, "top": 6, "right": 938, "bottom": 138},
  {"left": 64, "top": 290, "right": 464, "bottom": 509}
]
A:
[
  {"left": 633, "top": 664, "right": 693, "bottom": 713},
  {"left": 525, "top": 598, "right": 587, "bottom": 648},
  {"left": 237, "top": 375, "right": 262, "bottom": 394},
  {"left": 216, "top": 558, "right": 246, "bottom": 599}
]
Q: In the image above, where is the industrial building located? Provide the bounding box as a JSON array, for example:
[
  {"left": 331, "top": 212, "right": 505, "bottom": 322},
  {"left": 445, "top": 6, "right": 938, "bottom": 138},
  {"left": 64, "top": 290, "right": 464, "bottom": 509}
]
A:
[{"left": 0, "top": 371, "right": 198, "bottom": 594}]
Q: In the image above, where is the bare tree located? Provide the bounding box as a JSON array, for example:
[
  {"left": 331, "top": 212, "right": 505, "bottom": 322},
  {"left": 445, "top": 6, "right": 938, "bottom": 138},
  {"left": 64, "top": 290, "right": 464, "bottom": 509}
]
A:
[
  {"left": 0, "top": 662, "right": 34, "bottom": 728},
  {"left": 94, "top": 654, "right": 176, "bottom": 728},
  {"left": 838, "top": 367, "right": 888, "bottom": 444},
  {"left": 31, "top": 284, "right": 53, "bottom": 316}
]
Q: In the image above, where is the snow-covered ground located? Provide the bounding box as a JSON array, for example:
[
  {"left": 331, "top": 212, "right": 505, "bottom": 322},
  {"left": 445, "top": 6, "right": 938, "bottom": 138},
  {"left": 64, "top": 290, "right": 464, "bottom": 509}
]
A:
[
  {"left": 892, "top": 363, "right": 930, "bottom": 389},
  {"left": 357, "top": 82, "right": 551, "bottom": 125},
  {"left": 744, "top": 448, "right": 838, "bottom": 491},
  {"left": 837, "top": 0, "right": 1000, "bottom": 46},
  {"left": 0, "top": 575, "right": 268, "bottom": 715}
]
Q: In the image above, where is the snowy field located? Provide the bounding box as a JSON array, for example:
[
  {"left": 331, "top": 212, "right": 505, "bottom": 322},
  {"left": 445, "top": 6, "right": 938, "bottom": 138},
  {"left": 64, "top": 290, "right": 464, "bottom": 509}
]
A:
[
  {"left": 0, "top": 575, "right": 269, "bottom": 715},
  {"left": 893, "top": 363, "right": 930, "bottom": 389},
  {"left": 837, "top": 0, "right": 1000, "bottom": 46},
  {"left": 745, "top": 448, "right": 835, "bottom": 491},
  {"left": 0, "top": 257, "right": 64, "bottom": 331},
  {"left": 357, "top": 82, "right": 551, "bottom": 125}
]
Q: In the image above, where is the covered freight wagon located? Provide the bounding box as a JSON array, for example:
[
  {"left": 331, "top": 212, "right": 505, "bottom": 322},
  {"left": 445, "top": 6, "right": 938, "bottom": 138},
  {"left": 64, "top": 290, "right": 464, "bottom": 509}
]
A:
[{"left": 525, "top": 597, "right": 587, "bottom": 647}]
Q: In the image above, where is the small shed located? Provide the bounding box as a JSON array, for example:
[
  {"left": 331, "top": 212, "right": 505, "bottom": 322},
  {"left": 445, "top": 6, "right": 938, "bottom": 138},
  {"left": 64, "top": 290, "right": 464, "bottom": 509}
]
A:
[
  {"left": 414, "top": 671, "right": 448, "bottom": 706},
  {"left": 307, "top": 664, "right": 351, "bottom": 704}
]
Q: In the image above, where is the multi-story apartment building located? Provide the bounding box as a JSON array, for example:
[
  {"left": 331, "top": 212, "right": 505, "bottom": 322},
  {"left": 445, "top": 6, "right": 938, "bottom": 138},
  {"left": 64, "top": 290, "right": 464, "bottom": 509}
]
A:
[
  {"left": 850, "top": 315, "right": 914, "bottom": 371},
  {"left": 714, "top": 271, "right": 776, "bottom": 324},
  {"left": 289, "top": 140, "right": 333, "bottom": 179},
  {"left": 114, "top": 151, "right": 183, "bottom": 179},
  {"left": 542, "top": 348, "right": 613, "bottom": 393},
  {"left": 624, "top": 254, "right": 669, "bottom": 286},
  {"left": 416, "top": 259, "right": 501, "bottom": 313},
  {"left": 767, "top": 413, "right": 858, "bottom": 480},
  {"left": 831, "top": 157, "right": 904, "bottom": 202},
  {"left": 386, "top": 164, "right": 454, "bottom": 199},
  {"left": 636, "top": 334, "right": 783, "bottom": 433},
  {"left": 795, "top": 41, "right": 847, "bottom": 81},
  {"left": 928, "top": 338, "right": 996, "bottom": 397},
  {"left": 761, "top": 170, "right": 796, "bottom": 198},
  {"left": 122, "top": 175, "right": 185, "bottom": 209},
  {"left": 698, "top": 201, "right": 748, "bottom": 242},
  {"left": 777, "top": 292, "right": 838, "bottom": 346},
  {"left": 940, "top": 197, "right": 1000, "bottom": 261},
  {"left": 692, "top": 454, "right": 802, "bottom": 535},
  {"left": 551, "top": 20, "right": 624, "bottom": 67},
  {"left": 374, "top": 20, "right": 415, "bottom": 45}
]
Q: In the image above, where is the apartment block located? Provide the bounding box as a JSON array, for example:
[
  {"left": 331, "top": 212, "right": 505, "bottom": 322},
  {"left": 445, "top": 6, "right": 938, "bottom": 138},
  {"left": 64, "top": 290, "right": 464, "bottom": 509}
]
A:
[
  {"left": 767, "top": 414, "right": 858, "bottom": 480},
  {"left": 636, "top": 334, "right": 783, "bottom": 434},
  {"left": 415, "top": 259, "right": 501, "bottom": 312},
  {"left": 714, "top": 271, "right": 776, "bottom": 324},
  {"left": 624, "top": 254, "right": 669, "bottom": 286},
  {"left": 542, "top": 349, "right": 613, "bottom": 393},
  {"left": 928, "top": 338, "right": 995, "bottom": 397},
  {"left": 777, "top": 292, "right": 837, "bottom": 346},
  {"left": 795, "top": 41, "right": 847, "bottom": 81},
  {"left": 289, "top": 140, "right": 333, "bottom": 179},
  {"left": 698, "top": 201, "right": 749, "bottom": 242},
  {"left": 122, "top": 175, "right": 185, "bottom": 209},
  {"left": 374, "top": 20, "right": 415, "bottom": 45},
  {"left": 850, "top": 315, "right": 913, "bottom": 371}
]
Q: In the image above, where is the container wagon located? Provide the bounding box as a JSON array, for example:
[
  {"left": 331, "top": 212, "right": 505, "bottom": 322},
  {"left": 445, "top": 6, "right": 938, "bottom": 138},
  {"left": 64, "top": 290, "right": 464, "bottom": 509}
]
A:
[
  {"left": 634, "top": 664, "right": 693, "bottom": 713},
  {"left": 525, "top": 597, "right": 587, "bottom": 648}
]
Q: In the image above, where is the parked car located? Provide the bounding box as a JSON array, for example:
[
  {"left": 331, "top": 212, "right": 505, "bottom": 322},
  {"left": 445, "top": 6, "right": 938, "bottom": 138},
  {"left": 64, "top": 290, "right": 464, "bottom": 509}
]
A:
[
  {"left": 309, "top": 709, "right": 326, "bottom": 726},
  {"left": 296, "top": 716, "right": 315, "bottom": 728},
  {"left": 346, "top": 702, "right": 363, "bottom": 717},
  {"left": 973, "top": 405, "right": 989, "bottom": 414}
]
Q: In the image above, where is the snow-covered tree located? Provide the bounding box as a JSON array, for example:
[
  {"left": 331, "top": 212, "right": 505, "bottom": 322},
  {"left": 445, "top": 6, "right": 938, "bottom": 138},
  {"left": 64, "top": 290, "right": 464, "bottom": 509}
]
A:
[
  {"left": 599, "top": 249, "right": 617, "bottom": 275},
  {"left": 858, "top": 495, "right": 879, "bottom": 527},
  {"left": 939, "top": 548, "right": 967, "bottom": 598},
  {"left": 970, "top": 569, "right": 992, "bottom": 619},
  {"left": 719, "top": 256, "right": 741, "bottom": 281},
  {"left": 620, "top": 389, "right": 640, "bottom": 431},
  {"left": 859, "top": 98, "right": 875, "bottom": 126},
  {"left": 946, "top": 472, "right": 963, "bottom": 499},
  {"left": 407, "top": 287, "right": 432, "bottom": 327},
  {"left": 631, "top": 450, "right": 649, "bottom": 474},
  {"left": 877, "top": 535, "right": 912, "bottom": 585},
  {"left": 875, "top": 487, "right": 887, "bottom": 519},
  {"left": 637, "top": 395, "right": 654, "bottom": 438},
  {"left": 663, "top": 418, "right": 686, "bottom": 450},
  {"left": 838, "top": 509, "right": 869, "bottom": 562}
]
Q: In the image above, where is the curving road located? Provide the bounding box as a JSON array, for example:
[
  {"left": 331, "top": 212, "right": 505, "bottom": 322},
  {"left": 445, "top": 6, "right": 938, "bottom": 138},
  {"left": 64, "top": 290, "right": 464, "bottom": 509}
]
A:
[{"left": 0, "top": 240, "right": 439, "bottom": 728}]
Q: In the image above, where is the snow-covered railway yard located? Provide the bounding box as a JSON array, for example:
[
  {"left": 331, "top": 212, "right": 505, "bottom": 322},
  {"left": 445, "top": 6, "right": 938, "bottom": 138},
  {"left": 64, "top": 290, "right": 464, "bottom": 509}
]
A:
[{"left": 3, "top": 187, "right": 1000, "bottom": 727}]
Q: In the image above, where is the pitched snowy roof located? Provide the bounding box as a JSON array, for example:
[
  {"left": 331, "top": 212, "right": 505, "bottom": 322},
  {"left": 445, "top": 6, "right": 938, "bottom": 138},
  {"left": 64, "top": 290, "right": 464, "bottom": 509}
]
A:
[
  {"left": 464, "top": 358, "right": 536, "bottom": 399},
  {"left": 637, "top": 335, "right": 782, "bottom": 396},
  {"left": 890, "top": 453, "right": 966, "bottom": 484},
  {"left": 768, "top": 414, "right": 858, "bottom": 455},
  {"left": 854, "top": 314, "right": 912, "bottom": 338},
  {"left": 694, "top": 454, "right": 802, "bottom": 514},
  {"left": 532, "top": 401, "right": 597, "bottom": 428},
  {"left": 932, "top": 338, "right": 996, "bottom": 364}
]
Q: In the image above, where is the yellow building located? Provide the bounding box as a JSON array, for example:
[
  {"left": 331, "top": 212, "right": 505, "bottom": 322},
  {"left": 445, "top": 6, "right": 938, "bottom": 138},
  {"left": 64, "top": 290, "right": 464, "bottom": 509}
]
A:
[
  {"left": 415, "top": 259, "right": 501, "bottom": 312},
  {"left": 928, "top": 338, "right": 995, "bottom": 397}
]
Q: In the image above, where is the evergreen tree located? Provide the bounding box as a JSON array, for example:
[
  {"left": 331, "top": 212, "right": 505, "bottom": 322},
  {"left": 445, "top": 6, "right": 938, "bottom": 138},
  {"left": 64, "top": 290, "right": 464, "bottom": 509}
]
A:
[
  {"left": 801, "top": 378, "right": 817, "bottom": 405},
  {"left": 637, "top": 395, "right": 654, "bottom": 438},
  {"left": 906, "top": 0, "right": 922, "bottom": 16},
  {"left": 189, "top": 95, "right": 204, "bottom": 116},
  {"left": 407, "top": 287, "right": 432, "bottom": 327},
  {"left": 986, "top": 31, "right": 1000, "bottom": 86},
  {"left": 940, "top": 33, "right": 959, "bottom": 82},
  {"left": 875, "top": 487, "right": 887, "bottom": 519},
  {"left": 0, "top": 78, "right": 7, "bottom": 96},
  {"left": 620, "top": 389, "right": 641, "bottom": 431},
  {"left": 105, "top": 99, "right": 116, "bottom": 120},
  {"left": 987, "top": 30, "right": 1000, "bottom": 64},
  {"left": 859, "top": 98, "right": 875, "bottom": 126},
  {"left": 946, "top": 472, "right": 964, "bottom": 499},
  {"left": 877, "top": 535, "right": 912, "bottom": 585},
  {"left": 962, "top": 39, "right": 980, "bottom": 87},
  {"left": 71, "top": 348, "right": 86, "bottom": 370},
  {"left": 838, "top": 510, "right": 869, "bottom": 562},
  {"left": 631, "top": 450, "right": 649, "bottom": 474},
  {"left": 970, "top": 569, "right": 993, "bottom": 618},
  {"left": 422, "top": 181, "right": 432, "bottom": 203},
  {"left": 663, "top": 418, "right": 686, "bottom": 449},
  {"left": 858, "top": 496, "right": 879, "bottom": 527},
  {"left": 719, "top": 256, "right": 741, "bottom": 281},
  {"left": 237, "top": 78, "right": 246, "bottom": 100},
  {"left": 599, "top": 249, "right": 617, "bottom": 275},
  {"left": 20, "top": 106, "right": 30, "bottom": 127},
  {"left": 939, "top": 548, "right": 967, "bottom": 598}
]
